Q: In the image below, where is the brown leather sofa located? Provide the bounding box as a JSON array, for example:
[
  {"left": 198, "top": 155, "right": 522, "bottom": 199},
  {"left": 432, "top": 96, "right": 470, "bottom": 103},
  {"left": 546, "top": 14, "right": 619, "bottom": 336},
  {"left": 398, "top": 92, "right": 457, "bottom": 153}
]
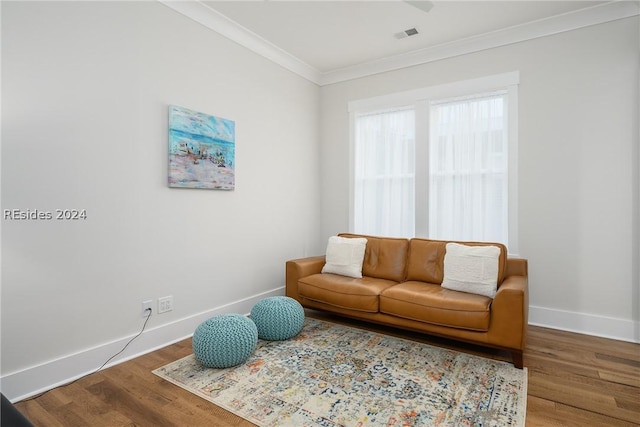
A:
[{"left": 286, "top": 233, "right": 528, "bottom": 368}]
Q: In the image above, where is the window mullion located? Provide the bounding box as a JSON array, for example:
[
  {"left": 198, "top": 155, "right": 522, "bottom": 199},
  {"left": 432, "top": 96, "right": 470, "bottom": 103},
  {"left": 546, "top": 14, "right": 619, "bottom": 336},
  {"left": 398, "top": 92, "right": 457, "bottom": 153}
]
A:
[{"left": 415, "top": 100, "right": 430, "bottom": 238}]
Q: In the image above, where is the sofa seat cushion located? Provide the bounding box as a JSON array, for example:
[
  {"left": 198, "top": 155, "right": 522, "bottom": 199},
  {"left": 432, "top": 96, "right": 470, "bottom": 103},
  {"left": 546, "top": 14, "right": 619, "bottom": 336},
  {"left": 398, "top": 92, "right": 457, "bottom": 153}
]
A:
[
  {"left": 298, "top": 273, "right": 398, "bottom": 313},
  {"left": 380, "top": 281, "right": 491, "bottom": 331}
]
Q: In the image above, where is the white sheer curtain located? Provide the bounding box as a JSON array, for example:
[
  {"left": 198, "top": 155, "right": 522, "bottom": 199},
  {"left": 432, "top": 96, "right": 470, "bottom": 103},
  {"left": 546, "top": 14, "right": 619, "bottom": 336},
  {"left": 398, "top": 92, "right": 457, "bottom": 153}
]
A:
[
  {"left": 428, "top": 93, "right": 508, "bottom": 244},
  {"left": 354, "top": 107, "right": 415, "bottom": 237}
]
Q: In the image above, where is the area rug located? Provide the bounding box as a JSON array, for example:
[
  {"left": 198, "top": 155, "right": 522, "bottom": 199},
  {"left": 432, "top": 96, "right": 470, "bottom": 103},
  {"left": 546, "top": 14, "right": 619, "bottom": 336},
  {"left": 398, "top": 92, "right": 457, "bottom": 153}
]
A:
[{"left": 153, "top": 318, "right": 527, "bottom": 426}]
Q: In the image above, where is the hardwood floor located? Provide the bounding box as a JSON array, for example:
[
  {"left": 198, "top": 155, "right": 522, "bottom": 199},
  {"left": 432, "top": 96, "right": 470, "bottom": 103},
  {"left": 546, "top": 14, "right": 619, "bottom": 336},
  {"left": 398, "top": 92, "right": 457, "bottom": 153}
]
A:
[{"left": 14, "top": 311, "right": 640, "bottom": 426}]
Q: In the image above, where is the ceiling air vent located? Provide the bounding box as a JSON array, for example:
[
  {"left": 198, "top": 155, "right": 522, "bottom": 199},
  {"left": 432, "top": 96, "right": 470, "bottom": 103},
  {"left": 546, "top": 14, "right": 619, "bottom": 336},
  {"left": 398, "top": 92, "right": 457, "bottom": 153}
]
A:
[{"left": 395, "top": 28, "right": 419, "bottom": 40}]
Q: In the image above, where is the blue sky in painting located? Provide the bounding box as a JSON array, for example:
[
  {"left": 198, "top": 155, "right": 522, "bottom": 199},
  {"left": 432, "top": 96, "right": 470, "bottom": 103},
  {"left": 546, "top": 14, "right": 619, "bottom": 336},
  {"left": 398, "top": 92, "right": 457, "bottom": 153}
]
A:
[{"left": 169, "top": 105, "right": 235, "bottom": 143}]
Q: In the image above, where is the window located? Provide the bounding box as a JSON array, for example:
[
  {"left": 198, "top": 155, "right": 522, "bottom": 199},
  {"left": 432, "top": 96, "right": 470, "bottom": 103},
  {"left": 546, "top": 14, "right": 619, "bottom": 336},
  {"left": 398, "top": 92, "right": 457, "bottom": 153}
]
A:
[
  {"left": 353, "top": 107, "right": 415, "bottom": 237},
  {"left": 429, "top": 92, "right": 508, "bottom": 244},
  {"left": 349, "top": 73, "right": 519, "bottom": 253}
]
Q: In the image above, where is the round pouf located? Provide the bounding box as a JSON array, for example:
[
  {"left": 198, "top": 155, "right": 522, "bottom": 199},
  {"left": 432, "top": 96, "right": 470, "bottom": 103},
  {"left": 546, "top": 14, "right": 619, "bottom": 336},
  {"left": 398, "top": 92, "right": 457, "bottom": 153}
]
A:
[
  {"left": 250, "top": 296, "right": 305, "bottom": 341},
  {"left": 192, "top": 314, "right": 258, "bottom": 368}
]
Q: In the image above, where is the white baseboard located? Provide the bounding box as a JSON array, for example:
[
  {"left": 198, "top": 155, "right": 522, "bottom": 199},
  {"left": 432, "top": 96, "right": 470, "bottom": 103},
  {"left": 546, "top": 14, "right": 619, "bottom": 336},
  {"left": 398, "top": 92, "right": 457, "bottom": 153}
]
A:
[
  {"left": 529, "top": 305, "right": 640, "bottom": 343},
  {"left": 1, "top": 287, "right": 285, "bottom": 402},
  {"left": 4, "top": 297, "right": 637, "bottom": 402}
]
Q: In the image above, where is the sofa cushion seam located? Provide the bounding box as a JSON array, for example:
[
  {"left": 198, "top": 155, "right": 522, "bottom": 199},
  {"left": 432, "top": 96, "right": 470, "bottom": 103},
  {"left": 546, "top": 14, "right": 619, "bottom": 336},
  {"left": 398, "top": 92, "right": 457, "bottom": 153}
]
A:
[
  {"left": 301, "top": 296, "right": 378, "bottom": 313},
  {"left": 380, "top": 295, "right": 490, "bottom": 312},
  {"left": 299, "top": 282, "right": 389, "bottom": 297}
]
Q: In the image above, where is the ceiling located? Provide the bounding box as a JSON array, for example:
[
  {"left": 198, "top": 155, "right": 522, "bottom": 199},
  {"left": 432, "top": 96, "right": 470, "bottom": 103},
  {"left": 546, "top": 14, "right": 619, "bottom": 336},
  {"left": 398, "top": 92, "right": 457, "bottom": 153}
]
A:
[
  {"left": 203, "top": 1, "right": 604, "bottom": 72},
  {"left": 163, "top": 1, "right": 638, "bottom": 84}
]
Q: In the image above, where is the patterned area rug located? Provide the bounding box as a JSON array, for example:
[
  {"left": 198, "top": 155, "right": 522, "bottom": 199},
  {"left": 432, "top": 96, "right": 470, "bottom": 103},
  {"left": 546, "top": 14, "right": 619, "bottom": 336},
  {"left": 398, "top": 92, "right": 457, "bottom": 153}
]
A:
[{"left": 153, "top": 318, "right": 527, "bottom": 426}]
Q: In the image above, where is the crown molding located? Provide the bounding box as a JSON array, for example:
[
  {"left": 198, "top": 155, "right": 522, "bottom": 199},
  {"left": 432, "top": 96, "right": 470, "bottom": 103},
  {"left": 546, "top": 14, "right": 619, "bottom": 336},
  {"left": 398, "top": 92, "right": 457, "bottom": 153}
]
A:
[
  {"left": 160, "top": 1, "right": 639, "bottom": 87},
  {"left": 320, "top": 1, "right": 640, "bottom": 85},
  {"left": 159, "top": 0, "right": 322, "bottom": 83}
]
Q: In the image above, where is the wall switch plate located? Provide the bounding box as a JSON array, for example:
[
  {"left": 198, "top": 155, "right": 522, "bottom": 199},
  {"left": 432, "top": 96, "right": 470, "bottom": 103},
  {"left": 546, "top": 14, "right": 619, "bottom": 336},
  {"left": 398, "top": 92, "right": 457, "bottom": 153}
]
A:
[
  {"left": 141, "top": 300, "right": 153, "bottom": 317},
  {"left": 158, "top": 295, "right": 173, "bottom": 314}
]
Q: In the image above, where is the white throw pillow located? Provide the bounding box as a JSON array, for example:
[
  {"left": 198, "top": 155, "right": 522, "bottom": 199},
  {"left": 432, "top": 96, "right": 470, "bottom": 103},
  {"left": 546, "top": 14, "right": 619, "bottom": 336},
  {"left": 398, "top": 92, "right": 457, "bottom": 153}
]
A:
[
  {"left": 321, "top": 236, "right": 367, "bottom": 278},
  {"left": 441, "top": 242, "right": 500, "bottom": 298}
]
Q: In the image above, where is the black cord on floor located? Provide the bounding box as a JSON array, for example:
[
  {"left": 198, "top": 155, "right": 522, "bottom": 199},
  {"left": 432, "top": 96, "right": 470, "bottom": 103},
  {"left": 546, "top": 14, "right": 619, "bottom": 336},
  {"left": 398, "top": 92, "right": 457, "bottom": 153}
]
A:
[{"left": 17, "top": 308, "right": 153, "bottom": 403}]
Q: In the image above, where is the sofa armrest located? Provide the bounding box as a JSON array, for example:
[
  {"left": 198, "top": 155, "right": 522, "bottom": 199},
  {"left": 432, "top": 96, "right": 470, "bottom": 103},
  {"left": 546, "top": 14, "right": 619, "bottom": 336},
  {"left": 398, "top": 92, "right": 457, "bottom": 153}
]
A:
[
  {"left": 286, "top": 256, "right": 326, "bottom": 301},
  {"left": 489, "top": 262, "right": 529, "bottom": 353},
  {"left": 504, "top": 257, "right": 528, "bottom": 278}
]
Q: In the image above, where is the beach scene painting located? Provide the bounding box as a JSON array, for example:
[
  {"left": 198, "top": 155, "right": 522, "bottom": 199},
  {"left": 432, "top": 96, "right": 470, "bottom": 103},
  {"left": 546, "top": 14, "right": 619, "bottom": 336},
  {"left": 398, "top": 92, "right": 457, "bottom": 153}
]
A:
[{"left": 168, "top": 105, "right": 235, "bottom": 190}]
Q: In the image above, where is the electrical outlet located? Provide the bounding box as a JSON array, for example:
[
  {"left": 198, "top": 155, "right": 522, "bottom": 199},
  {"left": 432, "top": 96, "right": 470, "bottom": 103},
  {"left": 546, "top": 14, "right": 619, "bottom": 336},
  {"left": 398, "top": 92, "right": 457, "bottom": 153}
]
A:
[
  {"left": 141, "top": 300, "right": 153, "bottom": 317},
  {"left": 158, "top": 295, "right": 173, "bottom": 314}
]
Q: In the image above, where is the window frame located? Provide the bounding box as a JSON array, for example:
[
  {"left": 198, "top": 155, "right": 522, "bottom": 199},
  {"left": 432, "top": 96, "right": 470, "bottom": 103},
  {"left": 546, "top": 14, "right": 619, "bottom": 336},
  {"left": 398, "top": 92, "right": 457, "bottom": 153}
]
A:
[{"left": 348, "top": 72, "right": 520, "bottom": 255}]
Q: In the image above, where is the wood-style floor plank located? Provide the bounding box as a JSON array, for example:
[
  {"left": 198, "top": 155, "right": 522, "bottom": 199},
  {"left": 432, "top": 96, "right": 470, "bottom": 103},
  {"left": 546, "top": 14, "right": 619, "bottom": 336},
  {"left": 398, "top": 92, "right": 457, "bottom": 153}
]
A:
[
  {"left": 13, "top": 311, "right": 640, "bottom": 426},
  {"left": 526, "top": 396, "right": 638, "bottom": 427}
]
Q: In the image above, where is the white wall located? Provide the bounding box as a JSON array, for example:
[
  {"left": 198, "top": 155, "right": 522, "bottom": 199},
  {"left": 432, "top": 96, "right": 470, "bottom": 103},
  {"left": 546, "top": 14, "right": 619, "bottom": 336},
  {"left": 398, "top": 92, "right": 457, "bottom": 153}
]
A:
[
  {"left": 320, "top": 17, "right": 639, "bottom": 341},
  {"left": 1, "top": 1, "right": 321, "bottom": 399}
]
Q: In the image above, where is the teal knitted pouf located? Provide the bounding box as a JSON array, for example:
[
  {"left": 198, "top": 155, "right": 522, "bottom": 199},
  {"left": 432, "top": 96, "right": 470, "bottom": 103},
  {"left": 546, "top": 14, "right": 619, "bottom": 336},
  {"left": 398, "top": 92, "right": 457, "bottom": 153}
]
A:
[
  {"left": 192, "top": 314, "right": 258, "bottom": 368},
  {"left": 250, "top": 296, "right": 305, "bottom": 341}
]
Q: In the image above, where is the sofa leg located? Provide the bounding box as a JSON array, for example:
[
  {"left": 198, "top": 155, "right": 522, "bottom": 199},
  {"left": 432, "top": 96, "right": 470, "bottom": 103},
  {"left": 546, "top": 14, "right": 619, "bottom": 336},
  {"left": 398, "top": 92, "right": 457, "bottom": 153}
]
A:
[{"left": 511, "top": 351, "right": 524, "bottom": 369}]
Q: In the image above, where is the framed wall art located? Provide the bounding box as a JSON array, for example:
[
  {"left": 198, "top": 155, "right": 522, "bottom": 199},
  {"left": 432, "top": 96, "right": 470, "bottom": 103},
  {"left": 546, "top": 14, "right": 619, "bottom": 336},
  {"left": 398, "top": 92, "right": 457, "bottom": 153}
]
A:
[{"left": 168, "top": 105, "right": 235, "bottom": 190}]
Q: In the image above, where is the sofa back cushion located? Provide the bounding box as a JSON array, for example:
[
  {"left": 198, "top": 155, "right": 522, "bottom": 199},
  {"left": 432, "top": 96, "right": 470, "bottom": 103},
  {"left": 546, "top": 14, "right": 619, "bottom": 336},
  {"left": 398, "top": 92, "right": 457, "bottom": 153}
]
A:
[
  {"left": 407, "top": 238, "right": 508, "bottom": 284},
  {"left": 338, "top": 234, "right": 409, "bottom": 282}
]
